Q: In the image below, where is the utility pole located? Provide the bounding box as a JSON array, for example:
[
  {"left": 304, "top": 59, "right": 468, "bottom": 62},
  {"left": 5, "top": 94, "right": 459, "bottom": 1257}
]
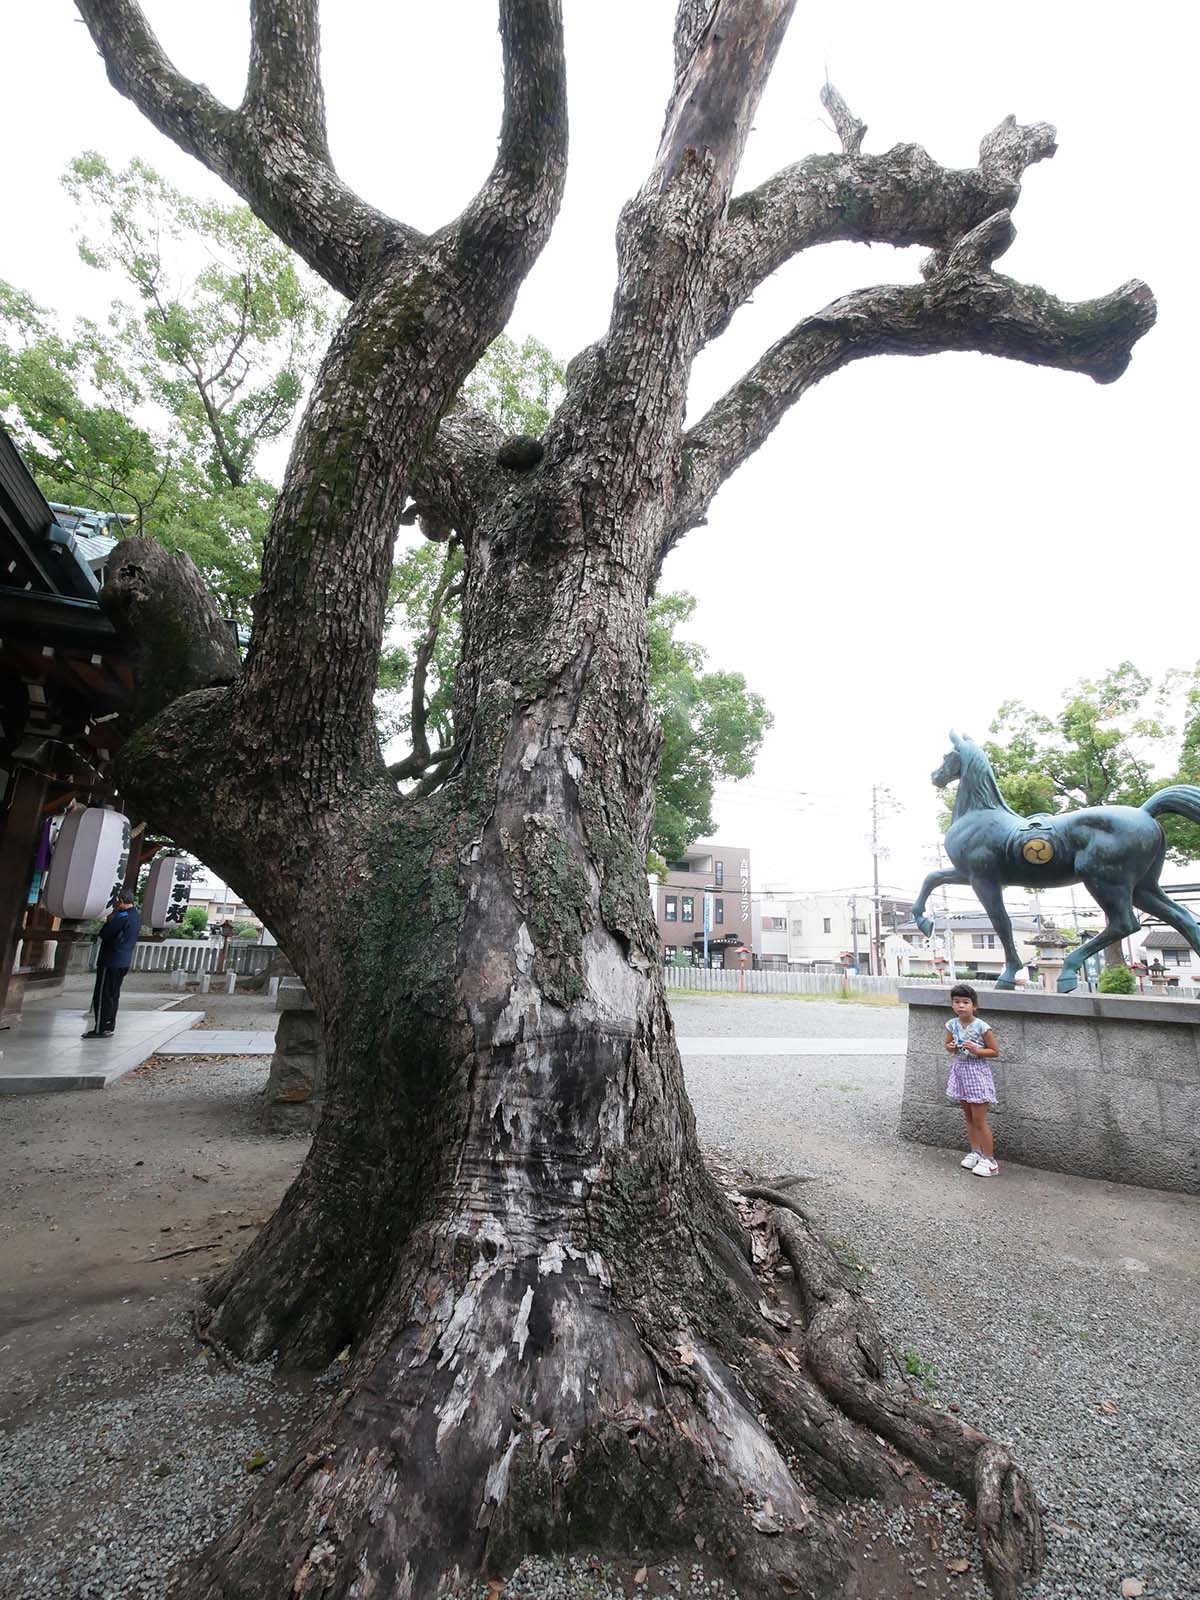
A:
[
  {"left": 932, "top": 838, "right": 957, "bottom": 982},
  {"left": 868, "top": 785, "right": 900, "bottom": 977},
  {"left": 849, "top": 893, "right": 860, "bottom": 973}
]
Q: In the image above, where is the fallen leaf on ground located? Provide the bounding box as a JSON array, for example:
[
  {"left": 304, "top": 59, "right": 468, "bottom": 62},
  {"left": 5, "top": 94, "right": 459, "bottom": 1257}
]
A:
[
  {"left": 945, "top": 1558, "right": 969, "bottom": 1573},
  {"left": 672, "top": 1343, "right": 696, "bottom": 1366},
  {"left": 191, "top": 1171, "right": 209, "bottom": 1182},
  {"left": 1120, "top": 1581, "right": 1145, "bottom": 1598},
  {"left": 633, "top": 1568, "right": 647, "bottom": 1586},
  {"left": 244, "top": 1451, "right": 269, "bottom": 1472},
  {"left": 1099, "top": 1400, "right": 1119, "bottom": 1415},
  {"left": 485, "top": 1580, "right": 504, "bottom": 1600}
]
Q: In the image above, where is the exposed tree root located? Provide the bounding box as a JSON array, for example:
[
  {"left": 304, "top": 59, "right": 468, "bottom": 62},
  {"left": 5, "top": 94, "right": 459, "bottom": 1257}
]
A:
[
  {"left": 771, "top": 1208, "right": 1045, "bottom": 1600},
  {"left": 178, "top": 1246, "right": 864, "bottom": 1600}
]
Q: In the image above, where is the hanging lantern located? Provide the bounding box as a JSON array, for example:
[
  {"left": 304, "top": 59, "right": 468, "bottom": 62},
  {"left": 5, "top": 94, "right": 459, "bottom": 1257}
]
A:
[
  {"left": 144, "top": 856, "right": 197, "bottom": 929},
  {"left": 43, "top": 807, "right": 130, "bottom": 919}
]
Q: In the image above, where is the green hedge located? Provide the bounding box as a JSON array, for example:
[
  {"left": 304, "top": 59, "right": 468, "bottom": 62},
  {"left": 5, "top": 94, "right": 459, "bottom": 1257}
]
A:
[{"left": 1097, "top": 963, "right": 1137, "bottom": 995}]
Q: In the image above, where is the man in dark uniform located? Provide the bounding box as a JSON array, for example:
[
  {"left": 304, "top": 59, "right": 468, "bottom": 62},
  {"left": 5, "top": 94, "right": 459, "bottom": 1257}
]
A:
[{"left": 84, "top": 890, "right": 141, "bottom": 1038}]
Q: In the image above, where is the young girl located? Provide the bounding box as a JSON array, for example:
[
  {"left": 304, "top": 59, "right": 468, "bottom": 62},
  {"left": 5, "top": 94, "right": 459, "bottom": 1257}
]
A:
[{"left": 944, "top": 982, "right": 1001, "bottom": 1176}]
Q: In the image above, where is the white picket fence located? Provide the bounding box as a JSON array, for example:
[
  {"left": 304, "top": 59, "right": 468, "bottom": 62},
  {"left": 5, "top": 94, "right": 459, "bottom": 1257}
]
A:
[
  {"left": 663, "top": 966, "right": 1200, "bottom": 1001},
  {"left": 87, "top": 938, "right": 273, "bottom": 976},
  {"left": 664, "top": 967, "right": 900, "bottom": 997}
]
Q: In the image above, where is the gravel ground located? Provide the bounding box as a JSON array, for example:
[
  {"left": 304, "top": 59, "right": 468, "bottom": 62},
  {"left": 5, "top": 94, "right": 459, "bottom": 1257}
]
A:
[
  {"left": 0, "top": 1314, "right": 308, "bottom": 1600},
  {"left": 3, "top": 992, "right": 1196, "bottom": 1598},
  {"left": 677, "top": 996, "right": 1200, "bottom": 1600}
]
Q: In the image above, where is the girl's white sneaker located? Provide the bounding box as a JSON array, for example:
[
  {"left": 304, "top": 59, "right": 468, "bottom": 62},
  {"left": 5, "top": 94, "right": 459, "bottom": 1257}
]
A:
[
  {"left": 972, "top": 1158, "right": 1000, "bottom": 1177},
  {"left": 960, "top": 1150, "right": 982, "bottom": 1169}
]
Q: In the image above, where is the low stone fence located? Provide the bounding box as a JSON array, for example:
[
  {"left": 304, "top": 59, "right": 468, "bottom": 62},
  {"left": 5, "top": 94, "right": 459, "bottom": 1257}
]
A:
[{"left": 898, "top": 985, "right": 1200, "bottom": 1195}]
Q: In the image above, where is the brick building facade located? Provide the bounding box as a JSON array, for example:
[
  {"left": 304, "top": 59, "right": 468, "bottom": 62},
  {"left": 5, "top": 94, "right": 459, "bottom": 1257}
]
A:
[{"left": 653, "top": 840, "right": 751, "bottom": 967}]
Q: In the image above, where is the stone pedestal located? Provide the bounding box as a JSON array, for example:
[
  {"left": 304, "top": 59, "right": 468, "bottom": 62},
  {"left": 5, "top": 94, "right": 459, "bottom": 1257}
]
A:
[
  {"left": 899, "top": 986, "right": 1200, "bottom": 1195},
  {"left": 262, "top": 980, "right": 325, "bottom": 1128}
]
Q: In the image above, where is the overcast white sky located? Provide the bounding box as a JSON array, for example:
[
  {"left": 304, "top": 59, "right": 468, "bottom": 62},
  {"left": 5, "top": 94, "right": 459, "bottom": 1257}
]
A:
[{"left": 5, "top": 3, "right": 1197, "bottom": 914}]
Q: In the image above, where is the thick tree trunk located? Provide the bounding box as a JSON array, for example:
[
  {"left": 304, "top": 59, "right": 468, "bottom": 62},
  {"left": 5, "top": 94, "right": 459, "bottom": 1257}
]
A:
[
  {"left": 70, "top": 6, "right": 1163, "bottom": 1594},
  {"left": 175, "top": 479, "right": 1037, "bottom": 1600}
]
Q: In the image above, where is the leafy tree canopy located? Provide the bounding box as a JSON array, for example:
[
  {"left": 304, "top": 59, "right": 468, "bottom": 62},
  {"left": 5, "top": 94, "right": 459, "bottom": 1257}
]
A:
[
  {"left": 974, "top": 660, "right": 1200, "bottom": 862},
  {"left": 0, "top": 154, "right": 333, "bottom": 616}
]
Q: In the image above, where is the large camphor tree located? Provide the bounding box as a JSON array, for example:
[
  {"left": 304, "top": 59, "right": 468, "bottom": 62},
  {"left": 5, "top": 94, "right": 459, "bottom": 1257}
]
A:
[{"left": 74, "top": 2, "right": 1154, "bottom": 1595}]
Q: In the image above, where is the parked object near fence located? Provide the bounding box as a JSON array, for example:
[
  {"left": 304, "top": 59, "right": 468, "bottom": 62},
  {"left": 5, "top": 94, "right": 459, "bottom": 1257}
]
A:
[
  {"left": 262, "top": 979, "right": 325, "bottom": 1128},
  {"left": 899, "top": 984, "right": 1200, "bottom": 1195}
]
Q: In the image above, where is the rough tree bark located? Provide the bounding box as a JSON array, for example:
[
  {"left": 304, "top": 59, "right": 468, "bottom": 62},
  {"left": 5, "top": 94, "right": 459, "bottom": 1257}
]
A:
[{"left": 75, "top": 3, "right": 1154, "bottom": 1596}]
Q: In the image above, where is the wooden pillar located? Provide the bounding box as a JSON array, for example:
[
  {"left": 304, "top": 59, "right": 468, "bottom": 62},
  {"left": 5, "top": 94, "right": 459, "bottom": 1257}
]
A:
[{"left": 0, "top": 768, "right": 50, "bottom": 1026}]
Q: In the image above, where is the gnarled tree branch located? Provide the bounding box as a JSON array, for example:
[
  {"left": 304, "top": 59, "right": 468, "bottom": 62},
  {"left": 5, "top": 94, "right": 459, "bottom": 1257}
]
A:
[
  {"left": 75, "top": 0, "right": 413, "bottom": 298},
  {"left": 246, "top": 0, "right": 328, "bottom": 147},
  {"left": 100, "top": 538, "right": 240, "bottom": 722},
  {"left": 667, "top": 225, "right": 1155, "bottom": 556},
  {"left": 446, "top": 0, "right": 569, "bottom": 301},
  {"left": 706, "top": 100, "right": 1057, "bottom": 343},
  {"left": 387, "top": 559, "right": 464, "bottom": 783}
]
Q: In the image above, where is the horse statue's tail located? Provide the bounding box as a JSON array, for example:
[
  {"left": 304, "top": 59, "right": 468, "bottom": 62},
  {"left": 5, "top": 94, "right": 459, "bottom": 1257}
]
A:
[{"left": 1142, "top": 785, "right": 1200, "bottom": 825}]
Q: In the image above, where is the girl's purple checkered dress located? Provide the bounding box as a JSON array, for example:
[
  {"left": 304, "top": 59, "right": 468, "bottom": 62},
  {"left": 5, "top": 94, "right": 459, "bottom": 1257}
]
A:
[{"left": 945, "top": 1016, "right": 996, "bottom": 1104}]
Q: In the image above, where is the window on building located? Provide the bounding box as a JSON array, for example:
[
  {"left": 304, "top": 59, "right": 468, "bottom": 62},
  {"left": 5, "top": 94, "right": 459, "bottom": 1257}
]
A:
[
  {"left": 667, "top": 860, "right": 689, "bottom": 874},
  {"left": 971, "top": 933, "right": 986, "bottom": 948},
  {"left": 664, "top": 896, "right": 677, "bottom": 922},
  {"left": 823, "top": 917, "right": 831, "bottom": 934},
  {"left": 714, "top": 899, "right": 724, "bottom": 924},
  {"left": 763, "top": 916, "right": 786, "bottom": 930},
  {"left": 852, "top": 918, "right": 868, "bottom": 935},
  {"left": 681, "top": 895, "right": 694, "bottom": 923},
  {"left": 714, "top": 861, "right": 724, "bottom": 886},
  {"left": 792, "top": 919, "right": 802, "bottom": 935}
]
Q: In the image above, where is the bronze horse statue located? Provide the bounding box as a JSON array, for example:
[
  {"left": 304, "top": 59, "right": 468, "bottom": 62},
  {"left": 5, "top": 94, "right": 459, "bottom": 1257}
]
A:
[{"left": 911, "top": 731, "right": 1200, "bottom": 991}]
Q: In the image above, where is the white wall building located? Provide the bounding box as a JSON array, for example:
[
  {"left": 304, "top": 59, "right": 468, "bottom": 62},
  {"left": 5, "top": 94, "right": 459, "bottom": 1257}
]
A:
[{"left": 750, "top": 893, "right": 876, "bottom": 972}]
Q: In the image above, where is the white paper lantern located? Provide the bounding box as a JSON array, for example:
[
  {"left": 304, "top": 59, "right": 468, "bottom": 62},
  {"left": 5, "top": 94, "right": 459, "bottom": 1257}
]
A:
[
  {"left": 43, "top": 807, "right": 131, "bottom": 920},
  {"left": 144, "top": 856, "right": 197, "bottom": 929}
]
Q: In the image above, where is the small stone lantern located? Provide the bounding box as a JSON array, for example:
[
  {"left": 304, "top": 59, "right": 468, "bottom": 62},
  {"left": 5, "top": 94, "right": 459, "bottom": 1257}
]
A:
[{"left": 1028, "top": 927, "right": 1070, "bottom": 990}]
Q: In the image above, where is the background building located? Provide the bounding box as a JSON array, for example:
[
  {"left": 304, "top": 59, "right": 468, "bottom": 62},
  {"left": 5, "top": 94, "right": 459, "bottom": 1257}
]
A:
[
  {"left": 654, "top": 840, "right": 751, "bottom": 967},
  {"left": 887, "top": 913, "right": 1042, "bottom": 980},
  {"left": 187, "top": 866, "right": 265, "bottom": 934}
]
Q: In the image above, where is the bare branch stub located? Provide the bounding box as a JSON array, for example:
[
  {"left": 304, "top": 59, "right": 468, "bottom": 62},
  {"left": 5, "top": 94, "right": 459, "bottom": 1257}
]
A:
[{"left": 820, "top": 81, "right": 866, "bottom": 156}]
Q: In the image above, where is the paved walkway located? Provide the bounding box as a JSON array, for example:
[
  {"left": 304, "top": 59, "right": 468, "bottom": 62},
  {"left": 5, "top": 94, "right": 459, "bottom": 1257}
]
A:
[
  {"left": 0, "top": 1002, "right": 204, "bottom": 1093},
  {"left": 155, "top": 1029, "right": 276, "bottom": 1056},
  {"left": 677, "top": 1035, "right": 904, "bottom": 1055}
]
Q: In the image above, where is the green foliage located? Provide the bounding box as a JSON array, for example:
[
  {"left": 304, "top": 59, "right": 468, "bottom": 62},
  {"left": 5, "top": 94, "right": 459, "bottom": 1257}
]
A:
[
  {"left": 1096, "top": 963, "right": 1136, "bottom": 995},
  {"left": 968, "top": 660, "right": 1200, "bottom": 863},
  {"left": 461, "top": 332, "right": 563, "bottom": 435},
  {"left": 647, "top": 590, "right": 771, "bottom": 859},
  {"left": 232, "top": 921, "right": 260, "bottom": 940},
  {"left": 902, "top": 1349, "right": 939, "bottom": 1390},
  {"left": 0, "top": 154, "right": 334, "bottom": 617},
  {"left": 179, "top": 905, "right": 209, "bottom": 939}
]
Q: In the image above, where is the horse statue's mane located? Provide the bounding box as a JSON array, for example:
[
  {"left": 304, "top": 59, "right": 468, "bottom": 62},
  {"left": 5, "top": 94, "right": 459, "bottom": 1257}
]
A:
[{"left": 954, "top": 735, "right": 1020, "bottom": 817}]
